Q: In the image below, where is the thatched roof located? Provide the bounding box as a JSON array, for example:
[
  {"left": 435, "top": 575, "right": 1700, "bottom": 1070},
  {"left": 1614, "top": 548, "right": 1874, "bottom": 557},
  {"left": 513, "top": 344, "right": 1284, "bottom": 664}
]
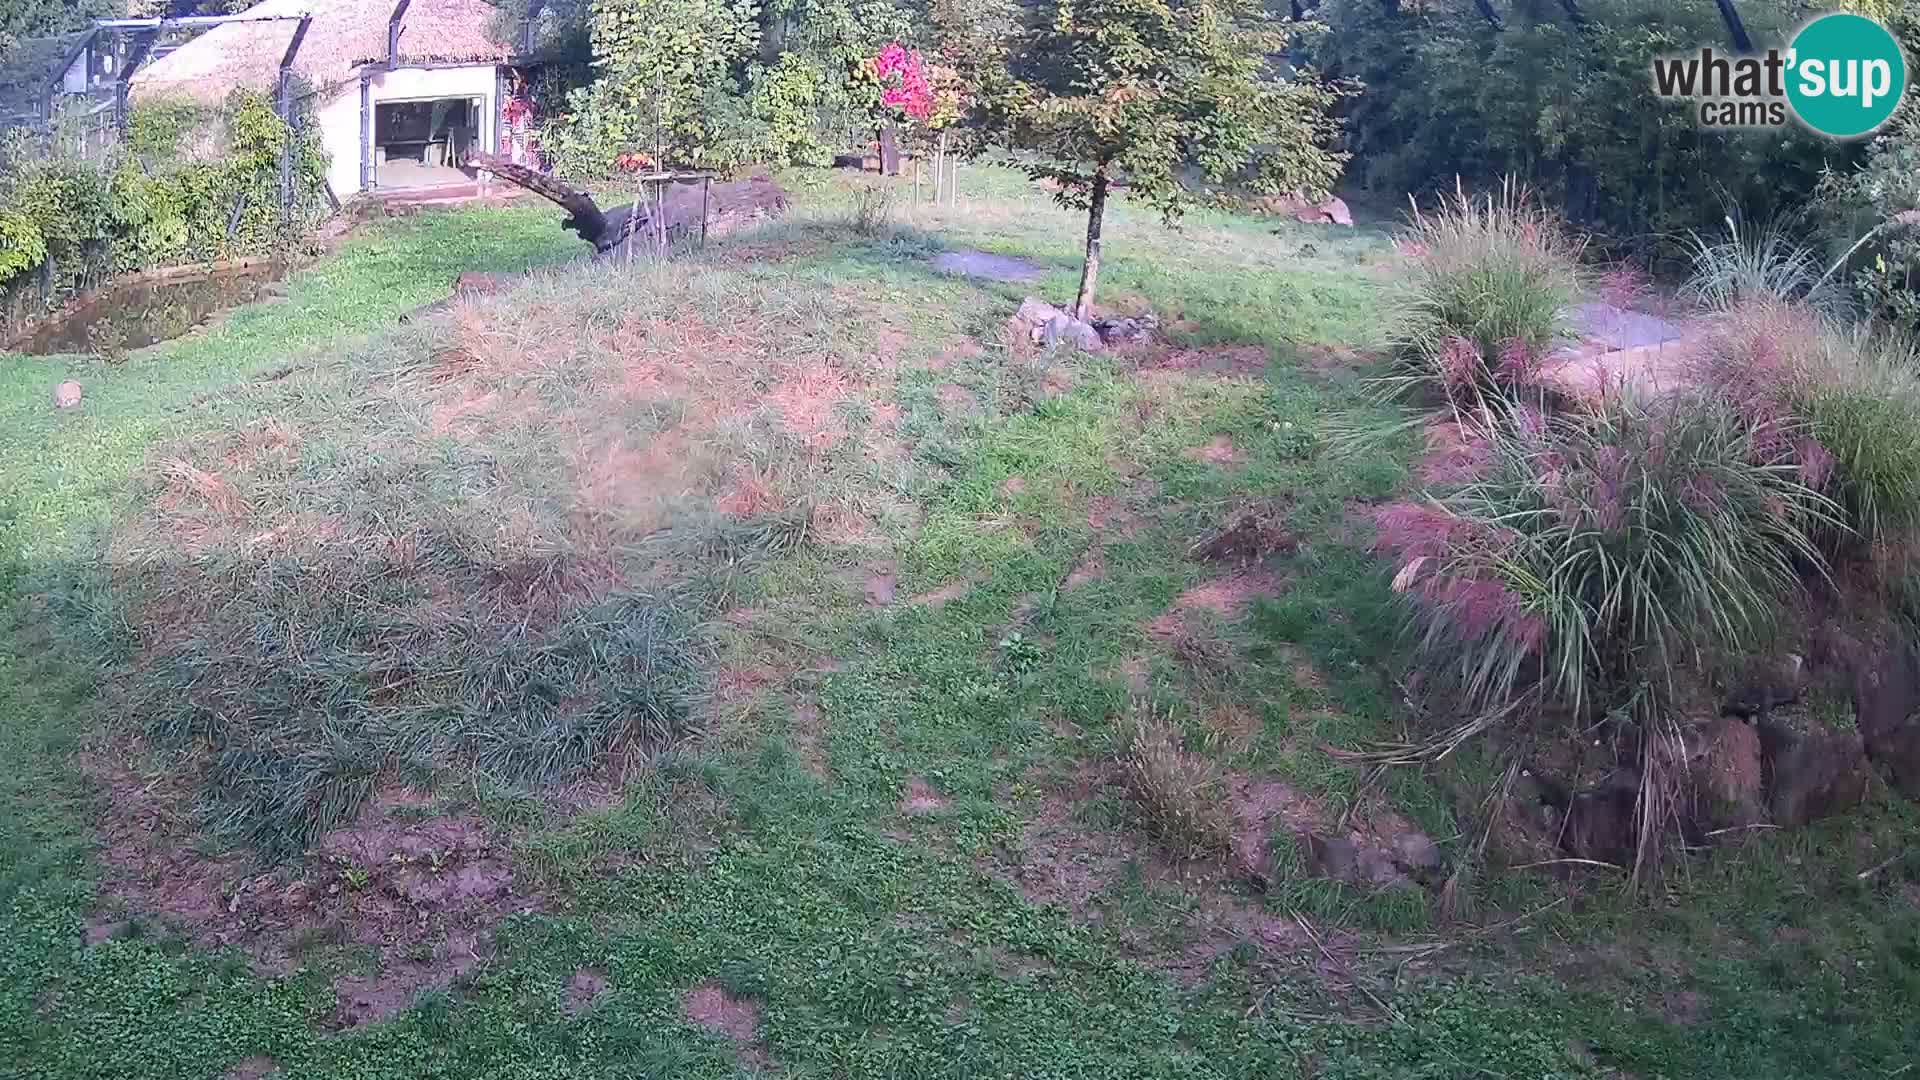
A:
[
  {"left": 0, "top": 32, "right": 89, "bottom": 123},
  {"left": 130, "top": 0, "right": 516, "bottom": 104}
]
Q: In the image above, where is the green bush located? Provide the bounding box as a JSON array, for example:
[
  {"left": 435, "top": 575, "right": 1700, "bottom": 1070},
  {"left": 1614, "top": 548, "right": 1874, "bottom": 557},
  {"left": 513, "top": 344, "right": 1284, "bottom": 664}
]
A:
[
  {"left": 0, "top": 208, "right": 45, "bottom": 280},
  {"left": 123, "top": 97, "right": 210, "bottom": 163},
  {"left": 538, "top": 0, "right": 910, "bottom": 176},
  {"left": 1384, "top": 181, "right": 1585, "bottom": 412},
  {"left": 0, "top": 90, "right": 327, "bottom": 309}
]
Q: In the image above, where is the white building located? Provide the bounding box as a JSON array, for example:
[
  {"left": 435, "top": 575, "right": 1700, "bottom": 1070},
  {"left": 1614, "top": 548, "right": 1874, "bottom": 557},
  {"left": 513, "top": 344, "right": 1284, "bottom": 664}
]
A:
[{"left": 131, "top": 0, "right": 551, "bottom": 200}]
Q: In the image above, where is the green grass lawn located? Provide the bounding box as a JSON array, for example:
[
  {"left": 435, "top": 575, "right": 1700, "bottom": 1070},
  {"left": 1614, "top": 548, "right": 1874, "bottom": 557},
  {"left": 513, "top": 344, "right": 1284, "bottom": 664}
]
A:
[{"left": 1, "top": 167, "right": 1915, "bottom": 1079}]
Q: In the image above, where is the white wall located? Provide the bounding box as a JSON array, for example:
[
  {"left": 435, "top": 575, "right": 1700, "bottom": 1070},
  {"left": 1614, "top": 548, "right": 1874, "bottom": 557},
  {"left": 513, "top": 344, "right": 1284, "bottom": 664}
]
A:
[{"left": 314, "top": 64, "right": 498, "bottom": 197}]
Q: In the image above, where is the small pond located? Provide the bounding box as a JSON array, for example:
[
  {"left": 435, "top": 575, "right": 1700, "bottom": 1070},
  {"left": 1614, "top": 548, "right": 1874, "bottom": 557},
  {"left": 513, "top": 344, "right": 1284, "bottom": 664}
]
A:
[{"left": 9, "top": 263, "right": 288, "bottom": 358}]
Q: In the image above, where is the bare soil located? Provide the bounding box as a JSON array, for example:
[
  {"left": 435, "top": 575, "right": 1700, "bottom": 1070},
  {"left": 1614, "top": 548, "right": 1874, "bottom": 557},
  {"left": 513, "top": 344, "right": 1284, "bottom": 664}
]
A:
[
  {"left": 88, "top": 752, "right": 542, "bottom": 1029},
  {"left": 565, "top": 968, "right": 611, "bottom": 1015},
  {"left": 683, "top": 983, "right": 769, "bottom": 1066}
]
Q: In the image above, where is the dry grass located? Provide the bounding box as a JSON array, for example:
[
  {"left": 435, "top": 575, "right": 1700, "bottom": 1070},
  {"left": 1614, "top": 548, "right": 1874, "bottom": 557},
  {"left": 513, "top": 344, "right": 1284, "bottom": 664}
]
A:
[
  {"left": 1116, "top": 707, "right": 1237, "bottom": 860},
  {"left": 97, "top": 258, "right": 934, "bottom": 859}
]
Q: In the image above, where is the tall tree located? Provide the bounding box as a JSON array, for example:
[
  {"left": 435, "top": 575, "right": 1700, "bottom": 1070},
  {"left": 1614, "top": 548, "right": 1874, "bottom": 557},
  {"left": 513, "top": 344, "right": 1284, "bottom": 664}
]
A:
[
  {"left": 989, "top": 0, "right": 1347, "bottom": 319},
  {"left": 0, "top": 0, "right": 119, "bottom": 43}
]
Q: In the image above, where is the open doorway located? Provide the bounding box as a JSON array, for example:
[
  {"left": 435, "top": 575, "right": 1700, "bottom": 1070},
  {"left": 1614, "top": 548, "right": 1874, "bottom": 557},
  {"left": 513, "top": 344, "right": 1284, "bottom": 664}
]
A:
[{"left": 373, "top": 97, "right": 482, "bottom": 189}]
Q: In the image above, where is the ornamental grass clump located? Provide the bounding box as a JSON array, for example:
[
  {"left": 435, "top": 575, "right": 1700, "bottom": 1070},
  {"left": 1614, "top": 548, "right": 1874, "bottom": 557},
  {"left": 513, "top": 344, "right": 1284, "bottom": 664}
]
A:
[
  {"left": 1374, "top": 394, "right": 1836, "bottom": 725},
  {"left": 1385, "top": 179, "right": 1586, "bottom": 415}
]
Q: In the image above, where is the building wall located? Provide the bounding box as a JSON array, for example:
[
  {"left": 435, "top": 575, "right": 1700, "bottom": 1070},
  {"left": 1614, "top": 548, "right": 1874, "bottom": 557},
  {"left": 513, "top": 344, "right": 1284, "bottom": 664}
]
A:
[{"left": 314, "top": 64, "right": 498, "bottom": 197}]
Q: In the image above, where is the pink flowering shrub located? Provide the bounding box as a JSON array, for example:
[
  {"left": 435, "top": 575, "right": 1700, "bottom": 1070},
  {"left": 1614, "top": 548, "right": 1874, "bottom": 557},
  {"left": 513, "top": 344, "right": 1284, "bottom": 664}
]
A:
[
  {"left": 1376, "top": 393, "right": 1834, "bottom": 718},
  {"left": 871, "top": 43, "right": 934, "bottom": 121},
  {"left": 1688, "top": 298, "right": 1920, "bottom": 550},
  {"left": 1386, "top": 180, "right": 1584, "bottom": 413}
]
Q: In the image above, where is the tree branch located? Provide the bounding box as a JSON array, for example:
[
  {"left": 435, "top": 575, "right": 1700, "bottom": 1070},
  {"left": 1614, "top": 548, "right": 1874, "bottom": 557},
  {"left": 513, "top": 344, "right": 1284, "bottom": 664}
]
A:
[
  {"left": 467, "top": 152, "right": 608, "bottom": 245},
  {"left": 1714, "top": 0, "right": 1754, "bottom": 52}
]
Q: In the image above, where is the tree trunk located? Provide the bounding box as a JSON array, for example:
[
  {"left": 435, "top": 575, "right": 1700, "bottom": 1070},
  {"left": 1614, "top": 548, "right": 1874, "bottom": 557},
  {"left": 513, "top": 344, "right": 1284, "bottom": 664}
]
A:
[
  {"left": 1471, "top": 0, "right": 1504, "bottom": 30},
  {"left": 1073, "top": 170, "right": 1109, "bottom": 322},
  {"left": 1714, "top": 0, "right": 1754, "bottom": 52}
]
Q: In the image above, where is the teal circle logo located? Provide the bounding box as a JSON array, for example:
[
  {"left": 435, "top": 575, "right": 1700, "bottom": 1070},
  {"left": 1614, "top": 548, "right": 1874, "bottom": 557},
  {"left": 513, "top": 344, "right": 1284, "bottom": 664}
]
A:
[{"left": 1786, "top": 13, "right": 1908, "bottom": 138}]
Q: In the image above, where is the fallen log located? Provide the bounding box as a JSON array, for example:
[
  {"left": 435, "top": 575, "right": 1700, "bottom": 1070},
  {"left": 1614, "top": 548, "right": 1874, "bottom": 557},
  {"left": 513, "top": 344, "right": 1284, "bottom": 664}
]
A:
[{"left": 467, "top": 153, "right": 791, "bottom": 259}]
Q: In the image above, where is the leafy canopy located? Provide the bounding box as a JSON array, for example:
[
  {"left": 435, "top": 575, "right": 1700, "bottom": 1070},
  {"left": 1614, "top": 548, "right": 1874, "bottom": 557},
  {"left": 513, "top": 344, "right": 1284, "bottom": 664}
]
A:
[{"left": 998, "top": 0, "right": 1348, "bottom": 218}]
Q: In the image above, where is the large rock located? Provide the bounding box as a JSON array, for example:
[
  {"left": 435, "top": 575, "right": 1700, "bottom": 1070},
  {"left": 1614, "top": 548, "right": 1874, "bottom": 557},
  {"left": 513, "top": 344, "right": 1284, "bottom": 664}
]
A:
[
  {"left": 1014, "top": 297, "right": 1103, "bottom": 352},
  {"left": 1847, "top": 641, "right": 1920, "bottom": 800},
  {"left": 1759, "top": 721, "right": 1871, "bottom": 827},
  {"left": 1721, "top": 655, "right": 1807, "bottom": 719},
  {"left": 1688, "top": 718, "right": 1766, "bottom": 829},
  {"left": 1092, "top": 314, "right": 1157, "bottom": 346}
]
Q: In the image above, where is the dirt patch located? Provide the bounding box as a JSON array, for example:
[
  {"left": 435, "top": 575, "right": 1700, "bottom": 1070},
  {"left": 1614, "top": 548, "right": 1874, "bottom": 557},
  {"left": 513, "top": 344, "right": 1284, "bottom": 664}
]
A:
[
  {"left": 1173, "top": 572, "right": 1283, "bottom": 618},
  {"left": 989, "top": 765, "right": 1141, "bottom": 921},
  {"left": 88, "top": 751, "right": 541, "bottom": 1028},
  {"left": 1086, "top": 492, "right": 1145, "bottom": 538},
  {"left": 1417, "top": 418, "right": 1493, "bottom": 486},
  {"left": 936, "top": 382, "right": 982, "bottom": 418},
  {"left": 1137, "top": 344, "right": 1270, "bottom": 378},
  {"left": 1227, "top": 778, "right": 1325, "bottom": 886},
  {"left": 1186, "top": 435, "right": 1244, "bottom": 466},
  {"left": 683, "top": 983, "right": 764, "bottom": 1050},
  {"left": 333, "top": 929, "right": 493, "bottom": 1027},
  {"left": 810, "top": 501, "right": 887, "bottom": 548},
  {"left": 927, "top": 338, "right": 983, "bottom": 372},
  {"left": 715, "top": 467, "right": 782, "bottom": 516},
  {"left": 1213, "top": 710, "right": 1272, "bottom": 764},
  {"left": 222, "top": 1057, "right": 279, "bottom": 1080},
  {"left": 909, "top": 579, "right": 973, "bottom": 608},
  {"left": 1659, "top": 989, "right": 1706, "bottom": 1027},
  {"left": 565, "top": 968, "right": 611, "bottom": 1015},
  {"left": 862, "top": 564, "right": 898, "bottom": 606},
  {"left": 713, "top": 664, "right": 780, "bottom": 709},
  {"left": 776, "top": 698, "right": 832, "bottom": 783},
  {"left": 575, "top": 431, "right": 704, "bottom": 527},
  {"left": 83, "top": 918, "right": 130, "bottom": 946},
  {"left": 1298, "top": 344, "right": 1365, "bottom": 373},
  {"left": 1064, "top": 550, "right": 1106, "bottom": 590},
  {"left": 901, "top": 776, "right": 949, "bottom": 815},
  {"left": 767, "top": 360, "right": 852, "bottom": 450},
  {"left": 1169, "top": 903, "right": 1313, "bottom": 988},
  {"left": 1278, "top": 644, "right": 1328, "bottom": 692},
  {"left": 159, "top": 458, "right": 248, "bottom": 517}
]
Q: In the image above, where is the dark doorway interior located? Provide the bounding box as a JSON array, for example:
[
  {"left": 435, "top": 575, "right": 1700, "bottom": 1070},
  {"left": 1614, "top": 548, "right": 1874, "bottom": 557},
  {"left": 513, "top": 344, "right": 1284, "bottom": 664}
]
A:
[{"left": 374, "top": 97, "right": 481, "bottom": 189}]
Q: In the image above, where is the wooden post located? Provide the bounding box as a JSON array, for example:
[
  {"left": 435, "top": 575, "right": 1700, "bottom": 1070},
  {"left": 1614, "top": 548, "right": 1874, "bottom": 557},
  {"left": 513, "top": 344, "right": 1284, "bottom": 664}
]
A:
[
  {"left": 654, "top": 177, "right": 665, "bottom": 257},
  {"left": 627, "top": 192, "right": 640, "bottom": 267},
  {"left": 934, "top": 130, "right": 946, "bottom": 203}
]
